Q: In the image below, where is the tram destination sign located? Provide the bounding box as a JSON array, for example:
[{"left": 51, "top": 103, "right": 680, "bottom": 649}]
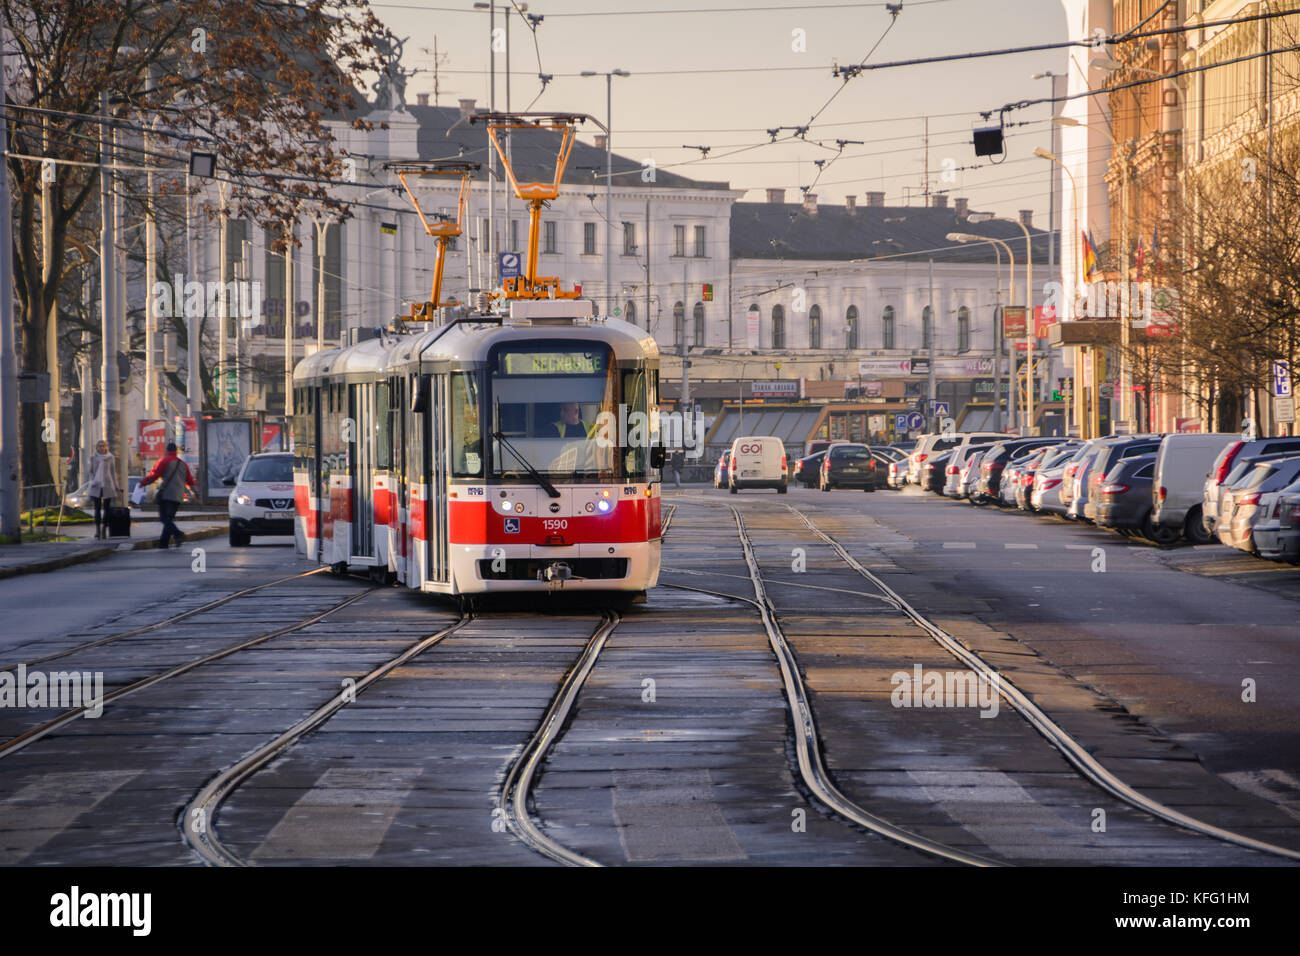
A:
[{"left": 500, "top": 351, "right": 606, "bottom": 375}]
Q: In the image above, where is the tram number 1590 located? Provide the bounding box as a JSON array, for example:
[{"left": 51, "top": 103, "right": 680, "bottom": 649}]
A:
[{"left": 543, "top": 519, "right": 569, "bottom": 531}]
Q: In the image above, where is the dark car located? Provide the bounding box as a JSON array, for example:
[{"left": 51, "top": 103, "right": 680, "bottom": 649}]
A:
[
  {"left": 1092, "top": 453, "right": 1175, "bottom": 543},
  {"left": 794, "top": 450, "right": 827, "bottom": 488},
  {"left": 919, "top": 449, "right": 954, "bottom": 493},
  {"left": 973, "top": 438, "right": 1068, "bottom": 503},
  {"left": 1081, "top": 435, "right": 1166, "bottom": 523},
  {"left": 820, "top": 442, "right": 877, "bottom": 491}
]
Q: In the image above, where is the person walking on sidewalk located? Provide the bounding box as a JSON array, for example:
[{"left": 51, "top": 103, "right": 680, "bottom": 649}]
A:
[
  {"left": 86, "top": 440, "right": 120, "bottom": 539},
  {"left": 140, "top": 442, "right": 197, "bottom": 548},
  {"left": 670, "top": 449, "right": 684, "bottom": 489}
]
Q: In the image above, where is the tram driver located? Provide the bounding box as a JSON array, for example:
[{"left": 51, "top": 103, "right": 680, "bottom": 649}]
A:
[{"left": 550, "top": 402, "right": 592, "bottom": 439}]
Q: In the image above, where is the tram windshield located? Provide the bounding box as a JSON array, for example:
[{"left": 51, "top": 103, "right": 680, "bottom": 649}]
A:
[{"left": 485, "top": 343, "right": 653, "bottom": 482}]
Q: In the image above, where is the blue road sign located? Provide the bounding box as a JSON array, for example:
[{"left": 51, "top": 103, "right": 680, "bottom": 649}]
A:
[
  {"left": 931, "top": 401, "right": 950, "bottom": 417},
  {"left": 504, "top": 517, "right": 520, "bottom": 534},
  {"left": 906, "top": 412, "right": 924, "bottom": 430},
  {"left": 498, "top": 252, "right": 522, "bottom": 280},
  {"left": 1273, "top": 360, "right": 1292, "bottom": 397},
  {"left": 894, "top": 413, "right": 908, "bottom": 431}
]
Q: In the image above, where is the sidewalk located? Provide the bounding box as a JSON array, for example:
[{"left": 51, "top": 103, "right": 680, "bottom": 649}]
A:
[{"left": 0, "top": 508, "right": 229, "bottom": 580}]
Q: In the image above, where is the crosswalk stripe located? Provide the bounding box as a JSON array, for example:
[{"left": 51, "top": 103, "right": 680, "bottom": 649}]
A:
[{"left": 0, "top": 771, "right": 138, "bottom": 864}]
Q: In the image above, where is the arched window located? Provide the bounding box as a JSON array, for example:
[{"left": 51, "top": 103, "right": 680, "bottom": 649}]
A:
[
  {"left": 881, "top": 305, "right": 895, "bottom": 349},
  {"left": 693, "top": 302, "right": 705, "bottom": 346},
  {"left": 845, "top": 305, "right": 859, "bottom": 349},
  {"left": 957, "top": 306, "right": 970, "bottom": 352},
  {"left": 771, "top": 304, "right": 785, "bottom": 349},
  {"left": 673, "top": 301, "right": 685, "bottom": 346},
  {"left": 809, "top": 305, "right": 822, "bottom": 349},
  {"left": 922, "top": 305, "right": 933, "bottom": 350},
  {"left": 625, "top": 300, "right": 637, "bottom": 327}
]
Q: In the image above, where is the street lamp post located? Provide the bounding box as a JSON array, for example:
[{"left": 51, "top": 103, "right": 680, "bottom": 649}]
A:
[
  {"left": 968, "top": 213, "right": 1033, "bottom": 433},
  {"left": 949, "top": 232, "right": 1014, "bottom": 431},
  {"left": 1035, "top": 142, "right": 1085, "bottom": 436},
  {"left": 580, "top": 69, "right": 629, "bottom": 317}
]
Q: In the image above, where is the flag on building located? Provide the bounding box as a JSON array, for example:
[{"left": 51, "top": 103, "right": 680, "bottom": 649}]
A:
[{"left": 1081, "top": 229, "right": 1098, "bottom": 281}]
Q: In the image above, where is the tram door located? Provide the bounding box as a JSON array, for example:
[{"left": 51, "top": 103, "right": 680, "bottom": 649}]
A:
[
  {"left": 350, "top": 383, "right": 374, "bottom": 558},
  {"left": 428, "top": 375, "right": 450, "bottom": 582}
]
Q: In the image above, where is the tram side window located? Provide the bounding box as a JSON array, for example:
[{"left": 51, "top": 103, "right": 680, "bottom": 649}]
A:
[
  {"left": 622, "top": 368, "right": 651, "bottom": 478},
  {"left": 451, "top": 372, "right": 483, "bottom": 477},
  {"left": 375, "top": 382, "right": 391, "bottom": 470}
]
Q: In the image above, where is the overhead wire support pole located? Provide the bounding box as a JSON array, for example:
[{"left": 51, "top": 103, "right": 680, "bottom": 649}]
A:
[{"left": 0, "top": 29, "right": 20, "bottom": 538}]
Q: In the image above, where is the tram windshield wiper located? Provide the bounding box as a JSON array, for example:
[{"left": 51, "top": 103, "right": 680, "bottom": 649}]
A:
[{"left": 491, "top": 430, "right": 562, "bottom": 498}]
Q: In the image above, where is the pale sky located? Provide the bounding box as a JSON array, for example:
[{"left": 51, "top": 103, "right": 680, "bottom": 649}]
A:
[{"left": 371, "top": 0, "right": 1072, "bottom": 222}]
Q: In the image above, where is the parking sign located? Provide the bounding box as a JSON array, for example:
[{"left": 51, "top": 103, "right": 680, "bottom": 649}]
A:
[
  {"left": 894, "top": 413, "right": 908, "bottom": 431},
  {"left": 1272, "top": 360, "right": 1292, "bottom": 397}
]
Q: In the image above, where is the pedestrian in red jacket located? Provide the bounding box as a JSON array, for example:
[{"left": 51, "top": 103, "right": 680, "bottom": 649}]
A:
[{"left": 141, "top": 442, "right": 198, "bottom": 548}]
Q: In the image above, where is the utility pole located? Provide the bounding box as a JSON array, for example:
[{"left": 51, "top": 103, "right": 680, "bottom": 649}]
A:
[
  {"left": 113, "top": 120, "right": 128, "bottom": 491},
  {"left": 314, "top": 215, "right": 331, "bottom": 352},
  {"left": 100, "top": 93, "right": 120, "bottom": 464},
  {"left": 41, "top": 118, "right": 61, "bottom": 491},
  {"left": 992, "top": 243, "right": 1002, "bottom": 431},
  {"left": 927, "top": 258, "right": 936, "bottom": 431},
  {"left": 284, "top": 219, "right": 295, "bottom": 418},
  {"left": 144, "top": 105, "right": 159, "bottom": 421},
  {"left": 0, "top": 31, "right": 20, "bottom": 538},
  {"left": 184, "top": 168, "right": 200, "bottom": 419},
  {"left": 644, "top": 197, "right": 651, "bottom": 332},
  {"left": 217, "top": 183, "right": 229, "bottom": 412}
]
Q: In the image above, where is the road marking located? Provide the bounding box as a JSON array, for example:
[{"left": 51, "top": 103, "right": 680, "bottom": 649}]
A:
[
  {"left": 250, "top": 767, "right": 422, "bottom": 861},
  {"left": 1063, "top": 544, "right": 1094, "bottom": 550},
  {"left": 942, "top": 542, "right": 977, "bottom": 549},
  {"left": 0, "top": 771, "right": 138, "bottom": 864},
  {"left": 1004, "top": 543, "right": 1038, "bottom": 550},
  {"left": 1221, "top": 769, "right": 1300, "bottom": 824},
  {"left": 613, "top": 769, "right": 747, "bottom": 862}
]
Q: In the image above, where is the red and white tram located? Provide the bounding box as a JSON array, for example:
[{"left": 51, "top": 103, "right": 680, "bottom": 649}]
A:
[{"left": 291, "top": 302, "right": 664, "bottom": 598}]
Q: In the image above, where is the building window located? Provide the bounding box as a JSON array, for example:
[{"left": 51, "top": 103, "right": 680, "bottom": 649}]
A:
[
  {"left": 693, "top": 301, "right": 705, "bottom": 346},
  {"left": 772, "top": 304, "right": 785, "bottom": 349},
  {"left": 694, "top": 225, "right": 707, "bottom": 257},
  {"left": 881, "top": 305, "right": 894, "bottom": 349},
  {"left": 583, "top": 222, "right": 597, "bottom": 255},
  {"left": 809, "top": 305, "right": 822, "bottom": 349},
  {"left": 922, "top": 305, "right": 933, "bottom": 350},
  {"left": 625, "top": 300, "right": 637, "bottom": 326},
  {"left": 544, "top": 221, "right": 557, "bottom": 254},
  {"left": 673, "top": 224, "right": 685, "bottom": 257},
  {"left": 623, "top": 222, "right": 637, "bottom": 255},
  {"left": 845, "top": 305, "right": 859, "bottom": 349},
  {"left": 673, "top": 301, "right": 685, "bottom": 346},
  {"left": 957, "top": 306, "right": 970, "bottom": 352}
]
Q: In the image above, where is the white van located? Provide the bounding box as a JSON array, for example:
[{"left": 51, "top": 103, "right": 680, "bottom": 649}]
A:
[
  {"left": 729, "top": 436, "right": 788, "bottom": 494},
  {"left": 1152, "top": 433, "right": 1239, "bottom": 543}
]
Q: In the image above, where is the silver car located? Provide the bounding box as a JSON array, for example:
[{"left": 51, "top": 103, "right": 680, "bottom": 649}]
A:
[
  {"left": 958, "top": 450, "right": 986, "bottom": 499},
  {"left": 1255, "top": 487, "right": 1300, "bottom": 561},
  {"left": 944, "top": 443, "right": 996, "bottom": 497},
  {"left": 1220, "top": 456, "right": 1300, "bottom": 552}
]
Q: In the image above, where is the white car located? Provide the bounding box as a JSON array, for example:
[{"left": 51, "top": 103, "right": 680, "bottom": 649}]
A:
[{"left": 227, "top": 452, "right": 296, "bottom": 546}]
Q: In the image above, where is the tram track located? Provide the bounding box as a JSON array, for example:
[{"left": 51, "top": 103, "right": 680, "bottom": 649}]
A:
[
  {"left": 662, "top": 501, "right": 998, "bottom": 866},
  {"left": 781, "top": 503, "right": 1300, "bottom": 864},
  {"left": 184, "top": 611, "right": 471, "bottom": 866},
  {"left": 0, "top": 567, "right": 327, "bottom": 673},
  {"left": 0, "top": 581, "right": 376, "bottom": 761}
]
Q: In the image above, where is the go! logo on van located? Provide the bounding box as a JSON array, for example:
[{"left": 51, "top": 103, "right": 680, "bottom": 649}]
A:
[{"left": 738, "top": 442, "right": 765, "bottom": 454}]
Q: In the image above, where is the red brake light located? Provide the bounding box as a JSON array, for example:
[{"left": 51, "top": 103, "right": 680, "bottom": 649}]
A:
[
  {"left": 946, "top": 465, "right": 959, "bottom": 475},
  {"left": 870, "top": 460, "right": 877, "bottom": 471},
  {"left": 1101, "top": 483, "right": 1130, "bottom": 495},
  {"left": 1158, "top": 486, "right": 1167, "bottom": 499},
  {"left": 1215, "top": 442, "right": 1243, "bottom": 484},
  {"left": 1240, "top": 492, "right": 1261, "bottom": 506},
  {"left": 781, "top": 455, "right": 787, "bottom": 469},
  {"left": 1091, "top": 474, "right": 1104, "bottom": 486},
  {"left": 917, "top": 454, "right": 928, "bottom": 462}
]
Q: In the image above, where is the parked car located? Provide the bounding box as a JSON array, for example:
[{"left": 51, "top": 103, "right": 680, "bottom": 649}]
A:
[
  {"left": 871, "top": 447, "right": 906, "bottom": 490},
  {"left": 1211, "top": 449, "right": 1300, "bottom": 534},
  {"left": 886, "top": 456, "right": 905, "bottom": 489},
  {"left": 1058, "top": 443, "right": 1097, "bottom": 512},
  {"left": 957, "top": 450, "right": 987, "bottom": 500},
  {"left": 906, "top": 432, "right": 1005, "bottom": 485},
  {"left": 728, "top": 435, "right": 788, "bottom": 493},
  {"left": 1151, "top": 433, "right": 1239, "bottom": 544},
  {"left": 1091, "top": 453, "right": 1178, "bottom": 543},
  {"left": 943, "top": 443, "right": 996, "bottom": 497},
  {"left": 821, "top": 442, "right": 877, "bottom": 491},
  {"left": 1024, "top": 445, "right": 1080, "bottom": 513},
  {"left": 1081, "top": 436, "right": 1165, "bottom": 524},
  {"left": 920, "top": 449, "right": 954, "bottom": 493},
  {"left": 804, "top": 439, "right": 834, "bottom": 457},
  {"left": 1202, "top": 436, "right": 1300, "bottom": 533},
  {"left": 1065, "top": 447, "right": 1104, "bottom": 520},
  {"left": 1256, "top": 485, "right": 1300, "bottom": 562},
  {"left": 1012, "top": 445, "right": 1062, "bottom": 510},
  {"left": 794, "top": 450, "right": 826, "bottom": 488},
  {"left": 974, "top": 438, "right": 1066, "bottom": 503},
  {"left": 1219, "top": 455, "right": 1300, "bottom": 552},
  {"left": 713, "top": 450, "right": 732, "bottom": 489}
]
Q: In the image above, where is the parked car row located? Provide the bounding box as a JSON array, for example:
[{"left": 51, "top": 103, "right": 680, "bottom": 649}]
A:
[{"left": 897, "top": 429, "right": 1300, "bottom": 561}]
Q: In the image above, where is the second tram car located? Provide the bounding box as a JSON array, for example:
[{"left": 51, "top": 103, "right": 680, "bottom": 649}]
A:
[{"left": 291, "top": 298, "right": 664, "bottom": 598}]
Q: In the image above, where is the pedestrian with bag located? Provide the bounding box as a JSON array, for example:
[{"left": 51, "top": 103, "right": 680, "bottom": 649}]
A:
[
  {"left": 140, "top": 442, "right": 198, "bottom": 548},
  {"left": 86, "top": 440, "right": 120, "bottom": 539}
]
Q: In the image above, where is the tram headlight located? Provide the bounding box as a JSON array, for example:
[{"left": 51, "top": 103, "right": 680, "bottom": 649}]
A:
[
  {"left": 596, "top": 499, "right": 611, "bottom": 513},
  {"left": 498, "top": 499, "right": 513, "bottom": 514},
  {"left": 585, "top": 502, "right": 594, "bottom": 513}
]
